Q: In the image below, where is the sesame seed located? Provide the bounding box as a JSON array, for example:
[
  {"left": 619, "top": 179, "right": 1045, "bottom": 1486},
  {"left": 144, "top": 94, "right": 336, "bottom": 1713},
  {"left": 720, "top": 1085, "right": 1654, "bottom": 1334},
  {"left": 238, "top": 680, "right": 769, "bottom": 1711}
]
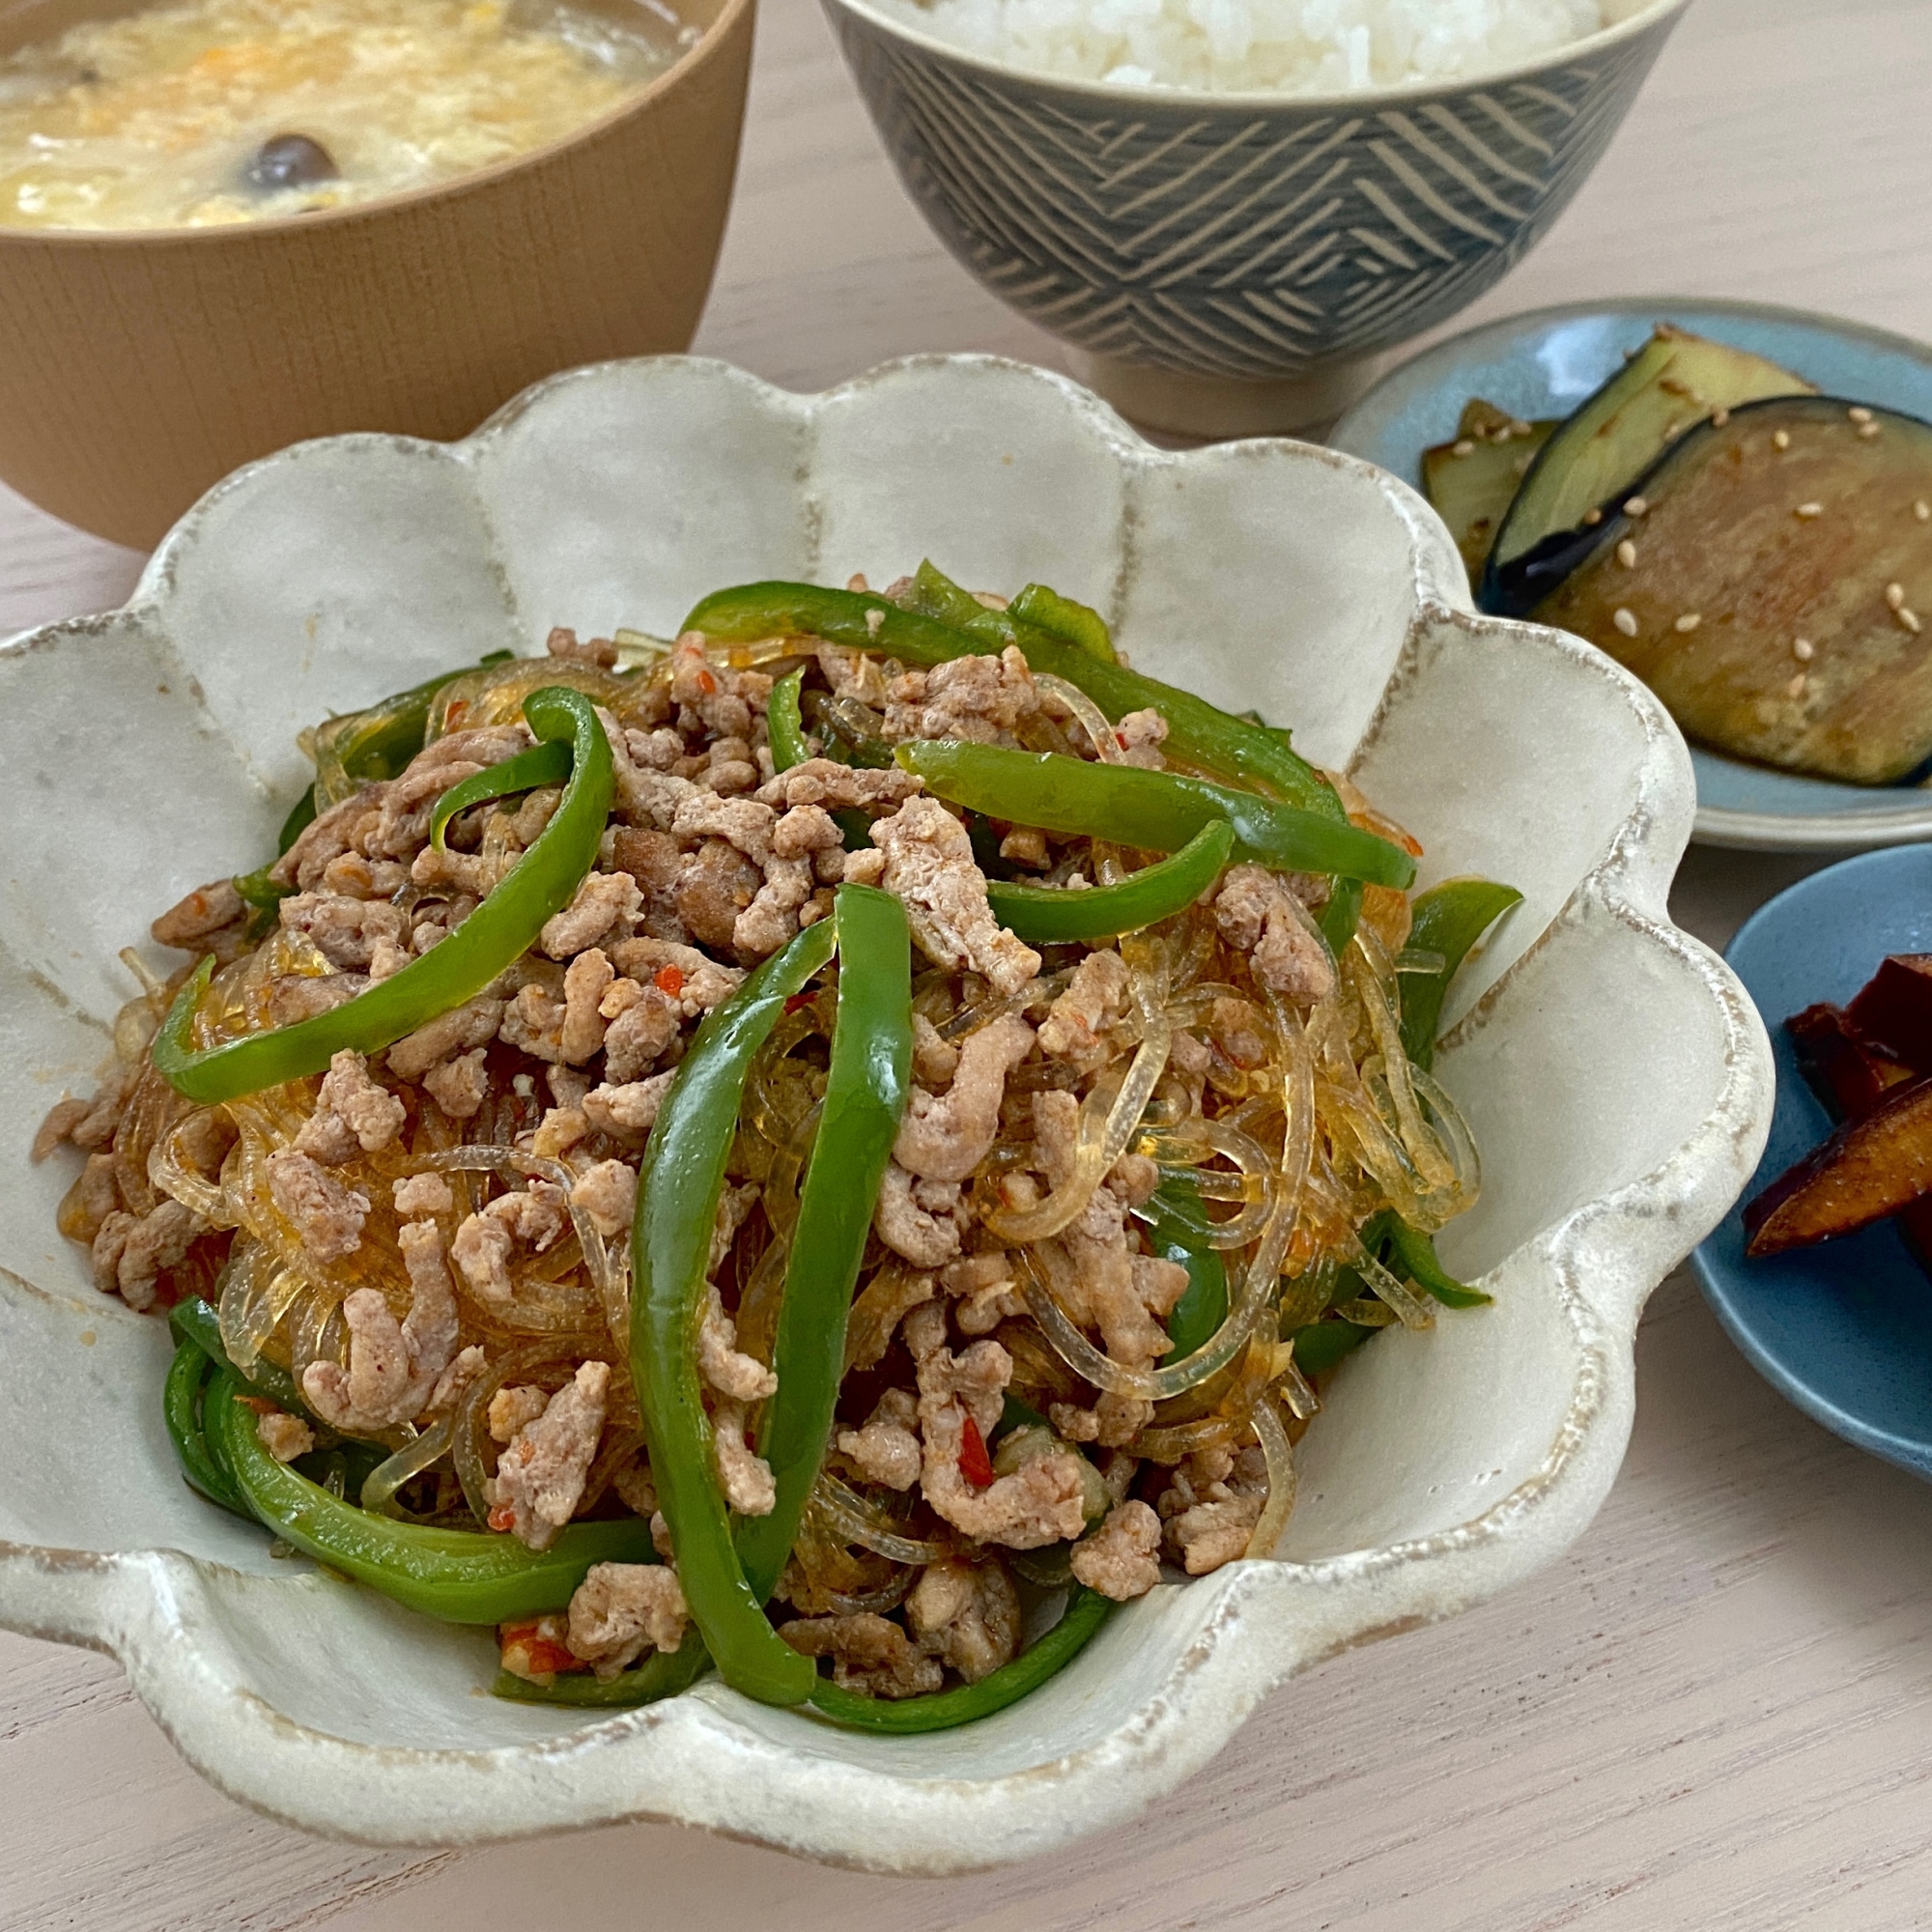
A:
[
  {"left": 1794, "top": 638, "right": 1815, "bottom": 662},
  {"left": 1624, "top": 497, "right": 1649, "bottom": 518},
  {"left": 1662, "top": 420, "right": 1682, "bottom": 441},
  {"left": 1675, "top": 612, "right": 1702, "bottom": 634},
  {"left": 1616, "top": 539, "right": 1637, "bottom": 568},
  {"left": 1712, "top": 407, "right": 1730, "bottom": 427},
  {"left": 1774, "top": 430, "right": 1791, "bottom": 450},
  {"left": 1788, "top": 672, "right": 1808, "bottom": 698},
  {"left": 1903, "top": 609, "right": 1924, "bottom": 636},
  {"left": 1888, "top": 582, "right": 1907, "bottom": 611},
  {"left": 1452, "top": 440, "right": 1474, "bottom": 457},
  {"left": 1849, "top": 406, "right": 1874, "bottom": 423},
  {"left": 1918, "top": 501, "right": 1931, "bottom": 522},
  {"left": 1860, "top": 421, "right": 1882, "bottom": 439},
  {"left": 1613, "top": 608, "right": 1638, "bottom": 638},
  {"left": 1581, "top": 504, "right": 1602, "bottom": 523},
  {"left": 1795, "top": 502, "right": 1823, "bottom": 519}
]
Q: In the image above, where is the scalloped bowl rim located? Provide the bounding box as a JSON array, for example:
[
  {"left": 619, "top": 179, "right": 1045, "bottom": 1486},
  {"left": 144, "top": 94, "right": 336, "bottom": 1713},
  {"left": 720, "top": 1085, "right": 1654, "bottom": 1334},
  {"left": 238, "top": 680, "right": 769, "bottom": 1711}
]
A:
[{"left": 0, "top": 352, "right": 1770, "bottom": 1873}]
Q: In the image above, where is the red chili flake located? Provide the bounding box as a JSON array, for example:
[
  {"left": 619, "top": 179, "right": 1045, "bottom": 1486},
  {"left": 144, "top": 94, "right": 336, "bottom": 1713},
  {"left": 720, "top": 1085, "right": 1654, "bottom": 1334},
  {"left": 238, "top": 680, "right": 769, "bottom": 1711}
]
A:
[
  {"left": 959, "top": 1412, "right": 995, "bottom": 1489},
  {"left": 488, "top": 1504, "right": 517, "bottom": 1533},
  {"left": 655, "top": 964, "right": 685, "bottom": 999},
  {"left": 696, "top": 668, "right": 718, "bottom": 695},
  {"left": 236, "top": 1395, "right": 276, "bottom": 1416},
  {"left": 445, "top": 699, "right": 469, "bottom": 728},
  {"left": 783, "top": 991, "right": 814, "bottom": 1015},
  {"left": 1116, "top": 729, "right": 1131, "bottom": 750}
]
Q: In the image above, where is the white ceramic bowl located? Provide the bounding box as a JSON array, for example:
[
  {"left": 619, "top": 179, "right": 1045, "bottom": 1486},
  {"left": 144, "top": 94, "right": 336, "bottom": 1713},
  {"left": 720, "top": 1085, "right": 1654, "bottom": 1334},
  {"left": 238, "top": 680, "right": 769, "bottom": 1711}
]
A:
[{"left": 0, "top": 355, "right": 1769, "bottom": 1872}]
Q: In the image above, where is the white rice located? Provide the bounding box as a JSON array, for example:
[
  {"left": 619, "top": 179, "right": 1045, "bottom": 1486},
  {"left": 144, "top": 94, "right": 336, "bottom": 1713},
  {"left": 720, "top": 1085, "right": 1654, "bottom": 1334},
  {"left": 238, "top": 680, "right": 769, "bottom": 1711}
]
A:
[{"left": 873, "top": 0, "right": 1608, "bottom": 94}]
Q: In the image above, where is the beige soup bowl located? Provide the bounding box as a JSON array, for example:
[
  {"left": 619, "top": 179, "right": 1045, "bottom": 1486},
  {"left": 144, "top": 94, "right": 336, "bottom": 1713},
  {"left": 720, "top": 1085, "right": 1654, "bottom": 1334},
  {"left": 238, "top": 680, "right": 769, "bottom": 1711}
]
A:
[{"left": 0, "top": 0, "right": 754, "bottom": 548}]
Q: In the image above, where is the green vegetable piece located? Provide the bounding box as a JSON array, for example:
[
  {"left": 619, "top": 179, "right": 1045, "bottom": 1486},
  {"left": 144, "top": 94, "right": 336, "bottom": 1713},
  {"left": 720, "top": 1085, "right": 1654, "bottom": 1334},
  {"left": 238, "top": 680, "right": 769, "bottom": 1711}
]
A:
[
  {"left": 985, "top": 818, "right": 1234, "bottom": 944},
  {"left": 1290, "top": 1320, "right": 1374, "bottom": 1377},
  {"left": 1319, "top": 876, "right": 1363, "bottom": 956},
  {"left": 163, "top": 1337, "right": 251, "bottom": 1518},
  {"left": 1384, "top": 1217, "right": 1492, "bottom": 1309},
  {"left": 1398, "top": 877, "right": 1522, "bottom": 1070},
  {"left": 169, "top": 1294, "right": 309, "bottom": 1415},
  {"left": 429, "top": 739, "right": 572, "bottom": 851},
  {"left": 994, "top": 1391, "right": 1050, "bottom": 1441},
  {"left": 679, "top": 580, "right": 1339, "bottom": 813},
  {"left": 806, "top": 1586, "right": 1113, "bottom": 1733},
  {"left": 1420, "top": 400, "right": 1558, "bottom": 586},
  {"left": 736, "top": 886, "right": 913, "bottom": 1602},
  {"left": 276, "top": 785, "right": 319, "bottom": 857},
  {"left": 1149, "top": 1179, "right": 1229, "bottom": 1366},
  {"left": 897, "top": 741, "right": 1415, "bottom": 890},
  {"left": 492, "top": 1639, "right": 712, "bottom": 1708},
  {"left": 203, "top": 1372, "right": 654, "bottom": 1622},
  {"left": 630, "top": 917, "right": 840, "bottom": 1708},
  {"left": 767, "top": 668, "right": 812, "bottom": 773},
  {"left": 1009, "top": 582, "right": 1117, "bottom": 663},
  {"left": 154, "top": 686, "right": 613, "bottom": 1105}
]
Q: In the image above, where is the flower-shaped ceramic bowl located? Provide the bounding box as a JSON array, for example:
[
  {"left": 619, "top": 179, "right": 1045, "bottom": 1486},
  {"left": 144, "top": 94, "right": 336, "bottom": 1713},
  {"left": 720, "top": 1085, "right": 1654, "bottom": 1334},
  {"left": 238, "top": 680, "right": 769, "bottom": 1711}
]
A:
[
  {"left": 0, "top": 354, "right": 1768, "bottom": 1873},
  {"left": 820, "top": 0, "right": 1690, "bottom": 436}
]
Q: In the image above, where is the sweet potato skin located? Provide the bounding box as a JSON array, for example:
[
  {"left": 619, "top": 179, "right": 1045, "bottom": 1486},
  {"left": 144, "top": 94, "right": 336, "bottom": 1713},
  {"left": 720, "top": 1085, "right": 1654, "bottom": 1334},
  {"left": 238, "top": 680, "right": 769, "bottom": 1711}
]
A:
[
  {"left": 1745, "top": 1073, "right": 1932, "bottom": 1256},
  {"left": 1845, "top": 955, "right": 1932, "bottom": 1072}
]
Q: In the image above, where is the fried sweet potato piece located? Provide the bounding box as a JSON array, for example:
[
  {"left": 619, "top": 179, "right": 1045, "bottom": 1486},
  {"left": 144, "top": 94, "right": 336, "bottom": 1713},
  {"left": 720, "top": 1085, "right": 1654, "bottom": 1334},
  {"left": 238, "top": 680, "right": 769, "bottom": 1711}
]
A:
[
  {"left": 1845, "top": 955, "right": 1932, "bottom": 1072},
  {"left": 1745, "top": 1074, "right": 1932, "bottom": 1256}
]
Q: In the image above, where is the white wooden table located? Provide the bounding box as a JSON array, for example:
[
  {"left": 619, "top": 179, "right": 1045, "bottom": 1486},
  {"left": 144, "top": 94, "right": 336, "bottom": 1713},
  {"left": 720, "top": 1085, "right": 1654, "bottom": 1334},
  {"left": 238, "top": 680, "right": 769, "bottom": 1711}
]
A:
[{"left": 3, "top": 0, "right": 1929, "bottom": 1922}]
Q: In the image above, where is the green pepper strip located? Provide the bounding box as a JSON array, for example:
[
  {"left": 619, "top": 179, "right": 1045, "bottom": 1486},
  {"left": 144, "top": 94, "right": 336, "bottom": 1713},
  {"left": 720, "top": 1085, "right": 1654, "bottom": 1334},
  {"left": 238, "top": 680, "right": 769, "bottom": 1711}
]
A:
[
  {"left": 1384, "top": 1216, "right": 1491, "bottom": 1309},
  {"left": 1398, "top": 878, "right": 1522, "bottom": 1071},
  {"left": 897, "top": 742, "right": 1415, "bottom": 891},
  {"left": 985, "top": 818, "right": 1234, "bottom": 946},
  {"left": 429, "top": 740, "right": 573, "bottom": 851},
  {"left": 806, "top": 1586, "right": 1114, "bottom": 1733},
  {"left": 169, "top": 1294, "right": 309, "bottom": 1414},
  {"left": 154, "top": 686, "right": 613, "bottom": 1105},
  {"left": 1149, "top": 1179, "right": 1230, "bottom": 1366},
  {"left": 1289, "top": 1320, "right": 1373, "bottom": 1377},
  {"left": 1008, "top": 582, "right": 1117, "bottom": 664},
  {"left": 1319, "top": 878, "right": 1364, "bottom": 958},
  {"left": 203, "top": 1371, "right": 654, "bottom": 1622},
  {"left": 492, "top": 1637, "right": 712, "bottom": 1708},
  {"left": 768, "top": 669, "right": 869, "bottom": 847},
  {"left": 163, "top": 1337, "right": 251, "bottom": 1518},
  {"left": 679, "top": 581, "right": 1337, "bottom": 813},
  {"left": 737, "top": 886, "right": 912, "bottom": 1599},
  {"left": 631, "top": 917, "right": 839, "bottom": 1707}
]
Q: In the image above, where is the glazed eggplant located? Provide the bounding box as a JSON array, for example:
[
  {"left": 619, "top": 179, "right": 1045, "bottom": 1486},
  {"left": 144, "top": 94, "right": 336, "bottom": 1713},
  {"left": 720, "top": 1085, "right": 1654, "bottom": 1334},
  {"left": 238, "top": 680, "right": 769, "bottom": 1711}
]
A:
[
  {"left": 1421, "top": 399, "right": 1554, "bottom": 584},
  {"left": 1530, "top": 396, "right": 1932, "bottom": 784},
  {"left": 1481, "top": 326, "right": 1813, "bottom": 614}
]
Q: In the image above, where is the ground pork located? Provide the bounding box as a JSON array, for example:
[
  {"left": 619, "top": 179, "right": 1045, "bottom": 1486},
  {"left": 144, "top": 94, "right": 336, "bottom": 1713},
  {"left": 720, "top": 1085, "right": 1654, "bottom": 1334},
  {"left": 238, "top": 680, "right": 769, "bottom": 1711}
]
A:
[
  {"left": 319, "top": 852, "right": 408, "bottom": 899},
  {"left": 883, "top": 647, "right": 1038, "bottom": 744},
  {"left": 910, "top": 1014, "right": 959, "bottom": 1087},
  {"left": 256, "top": 1410, "right": 316, "bottom": 1463},
  {"left": 268, "top": 972, "right": 369, "bottom": 1027},
  {"left": 278, "top": 892, "right": 407, "bottom": 971},
  {"left": 61, "top": 1153, "right": 122, "bottom": 1243},
  {"left": 733, "top": 855, "right": 814, "bottom": 959},
  {"left": 582, "top": 1071, "right": 675, "bottom": 1139},
  {"left": 557, "top": 948, "right": 613, "bottom": 1065},
  {"left": 871, "top": 797, "right": 1040, "bottom": 997},
  {"left": 941, "top": 1251, "right": 1025, "bottom": 1336},
  {"left": 423, "top": 1048, "right": 490, "bottom": 1120},
  {"left": 891, "top": 1015, "right": 1033, "bottom": 1184},
  {"left": 836, "top": 1388, "right": 922, "bottom": 1491},
  {"left": 293, "top": 1050, "right": 406, "bottom": 1166},
  {"left": 999, "top": 826, "right": 1050, "bottom": 869},
  {"left": 712, "top": 1399, "right": 776, "bottom": 1516},
  {"left": 385, "top": 995, "right": 503, "bottom": 1082},
  {"left": 267, "top": 1150, "right": 368, "bottom": 1264},
  {"left": 540, "top": 871, "right": 641, "bottom": 960},
  {"left": 1157, "top": 1444, "right": 1267, "bottom": 1574},
  {"left": 1213, "top": 865, "right": 1335, "bottom": 1006},
  {"left": 451, "top": 1183, "right": 571, "bottom": 1304},
  {"left": 873, "top": 1163, "right": 967, "bottom": 1268},
  {"left": 487, "top": 1360, "right": 610, "bottom": 1549},
  {"left": 547, "top": 625, "right": 618, "bottom": 668},
  {"left": 905, "top": 1558, "right": 1022, "bottom": 1683},
  {"left": 602, "top": 986, "right": 678, "bottom": 1083},
  {"left": 300, "top": 1220, "right": 459, "bottom": 1432},
  {"left": 778, "top": 1612, "right": 944, "bottom": 1700},
  {"left": 566, "top": 1562, "right": 689, "bottom": 1676},
  {"left": 1042, "top": 1191, "right": 1177, "bottom": 1371},
  {"left": 606, "top": 937, "right": 743, "bottom": 1015},
  {"left": 1113, "top": 707, "right": 1169, "bottom": 768},
  {"left": 753, "top": 758, "right": 922, "bottom": 814},
  {"left": 151, "top": 877, "right": 248, "bottom": 952},
  {"left": 673, "top": 839, "right": 761, "bottom": 950},
  {"left": 570, "top": 1159, "right": 638, "bottom": 1239},
  {"left": 917, "top": 1340, "right": 1087, "bottom": 1548},
  {"left": 393, "top": 1173, "right": 453, "bottom": 1217},
  {"left": 671, "top": 792, "right": 776, "bottom": 867},
  {"left": 32, "top": 1095, "right": 91, "bottom": 1163},
  {"left": 90, "top": 1199, "right": 204, "bottom": 1311},
  {"left": 697, "top": 1283, "right": 777, "bottom": 1403},
  {"left": 1037, "top": 949, "right": 1129, "bottom": 1065},
  {"left": 1070, "top": 1500, "right": 1163, "bottom": 1599},
  {"left": 499, "top": 981, "right": 567, "bottom": 1062},
  {"left": 489, "top": 1384, "right": 551, "bottom": 1443},
  {"left": 815, "top": 644, "right": 888, "bottom": 707}
]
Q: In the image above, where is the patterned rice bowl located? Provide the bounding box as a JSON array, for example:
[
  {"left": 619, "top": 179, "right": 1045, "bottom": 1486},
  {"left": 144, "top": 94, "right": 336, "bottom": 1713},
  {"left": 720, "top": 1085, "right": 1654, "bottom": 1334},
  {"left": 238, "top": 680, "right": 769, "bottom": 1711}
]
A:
[
  {"left": 821, "top": 0, "right": 1690, "bottom": 435},
  {"left": 0, "top": 355, "right": 1767, "bottom": 1870}
]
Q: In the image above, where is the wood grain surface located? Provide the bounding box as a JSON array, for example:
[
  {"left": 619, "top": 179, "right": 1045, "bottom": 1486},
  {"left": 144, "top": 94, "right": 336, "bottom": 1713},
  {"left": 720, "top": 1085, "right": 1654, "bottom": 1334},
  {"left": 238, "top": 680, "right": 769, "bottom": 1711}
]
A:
[{"left": 1, "top": 0, "right": 1927, "bottom": 1922}]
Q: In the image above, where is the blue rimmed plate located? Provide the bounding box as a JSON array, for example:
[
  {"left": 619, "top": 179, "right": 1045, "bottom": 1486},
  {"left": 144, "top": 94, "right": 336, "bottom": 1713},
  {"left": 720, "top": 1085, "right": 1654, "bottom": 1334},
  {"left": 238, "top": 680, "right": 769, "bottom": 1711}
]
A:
[
  {"left": 1330, "top": 298, "right": 1932, "bottom": 854},
  {"left": 1691, "top": 845, "right": 1932, "bottom": 1481}
]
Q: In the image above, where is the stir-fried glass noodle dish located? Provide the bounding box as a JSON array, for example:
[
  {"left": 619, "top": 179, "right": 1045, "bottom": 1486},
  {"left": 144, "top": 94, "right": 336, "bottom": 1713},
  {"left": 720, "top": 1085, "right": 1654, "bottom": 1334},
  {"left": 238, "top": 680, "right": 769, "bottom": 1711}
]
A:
[{"left": 35, "top": 564, "right": 1517, "bottom": 1728}]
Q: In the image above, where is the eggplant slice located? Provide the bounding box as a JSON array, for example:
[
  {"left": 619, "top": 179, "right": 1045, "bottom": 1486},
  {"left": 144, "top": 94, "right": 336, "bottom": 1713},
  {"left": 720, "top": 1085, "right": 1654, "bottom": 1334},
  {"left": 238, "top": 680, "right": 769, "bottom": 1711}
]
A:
[
  {"left": 1421, "top": 399, "right": 1555, "bottom": 585},
  {"left": 1481, "top": 326, "right": 1814, "bottom": 613},
  {"left": 1532, "top": 396, "right": 1932, "bottom": 785}
]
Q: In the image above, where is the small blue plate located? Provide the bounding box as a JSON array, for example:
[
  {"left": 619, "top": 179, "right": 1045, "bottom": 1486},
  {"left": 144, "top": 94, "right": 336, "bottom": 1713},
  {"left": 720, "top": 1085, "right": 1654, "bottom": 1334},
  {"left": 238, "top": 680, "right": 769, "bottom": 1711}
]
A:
[
  {"left": 1691, "top": 845, "right": 1932, "bottom": 1481},
  {"left": 1329, "top": 298, "right": 1932, "bottom": 855}
]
